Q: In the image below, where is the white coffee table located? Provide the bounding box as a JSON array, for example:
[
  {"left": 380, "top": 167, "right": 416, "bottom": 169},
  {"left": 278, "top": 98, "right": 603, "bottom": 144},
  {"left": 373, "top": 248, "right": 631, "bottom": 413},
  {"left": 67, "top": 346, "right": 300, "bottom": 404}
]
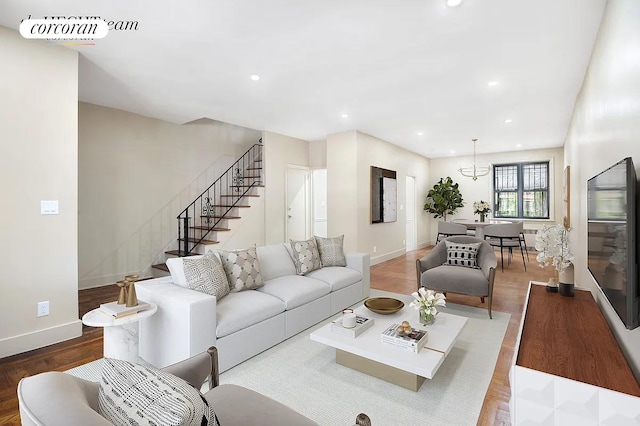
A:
[{"left": 310, "top": 299, "right": 467, "bottom": 391}]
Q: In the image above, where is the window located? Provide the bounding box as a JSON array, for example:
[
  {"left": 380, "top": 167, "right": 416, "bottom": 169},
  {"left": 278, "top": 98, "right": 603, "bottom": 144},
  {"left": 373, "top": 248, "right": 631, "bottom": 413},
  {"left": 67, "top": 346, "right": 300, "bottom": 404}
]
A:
[{"left": 493, "top": 162, "right": 549, "bottom": 219}]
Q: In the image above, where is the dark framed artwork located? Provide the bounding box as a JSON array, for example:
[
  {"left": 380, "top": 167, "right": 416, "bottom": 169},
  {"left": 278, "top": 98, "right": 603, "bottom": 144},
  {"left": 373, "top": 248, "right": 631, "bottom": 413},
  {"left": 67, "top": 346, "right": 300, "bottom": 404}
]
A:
[{"left": 371, "top": 166, "right": 397, "bottom": 223}]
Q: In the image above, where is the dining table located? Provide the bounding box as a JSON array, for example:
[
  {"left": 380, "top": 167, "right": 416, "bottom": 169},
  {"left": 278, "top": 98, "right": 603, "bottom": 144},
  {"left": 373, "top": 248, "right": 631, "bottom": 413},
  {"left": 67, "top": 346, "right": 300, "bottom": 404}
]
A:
[{"left": 452, "top": 219, "right": 514, "bottom": 240}]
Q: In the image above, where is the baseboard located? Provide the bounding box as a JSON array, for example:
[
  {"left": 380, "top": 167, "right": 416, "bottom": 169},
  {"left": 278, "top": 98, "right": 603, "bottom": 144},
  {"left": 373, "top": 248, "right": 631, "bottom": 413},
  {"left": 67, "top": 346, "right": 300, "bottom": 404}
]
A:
[
  {"left": 79, "top": 270, "right": 146, "bottom": 289},
  {"left": 371, "top": 248, "right": 407, "bottom": 265},
  {"left": 0, "top": 320, "right": 82, "bottom": 358}
]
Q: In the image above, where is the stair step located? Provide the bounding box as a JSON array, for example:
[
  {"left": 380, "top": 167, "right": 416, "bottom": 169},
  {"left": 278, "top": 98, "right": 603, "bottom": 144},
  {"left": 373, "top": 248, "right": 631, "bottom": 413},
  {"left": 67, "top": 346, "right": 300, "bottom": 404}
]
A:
[
  {"left": 190, "top": 226, "right": 231, "bottom": 231},
  {"left": 229, "top": 184, "right": 264, "bottom": 188},
  {"left": 247, "top": 167, "right": 262, "bottom": 171},
  {"left": 200, "top": 215, "right": 241, "bottom": 219},
  {"left": 178, "top": 238, "right": 219, "bottom": 245},
  {"left": 238, "top": 175, "right": 261, "bottom": 179},
  {"left": 220, "top": 194, "right": 260, "bottom": 198},
  {"left": 152, "top": 263, "right": 169, "bottom": 272},
  {"left": 165, "top": 250, "right": 191, "bottom": 257},
  {"left": 210, "top": 204, "right": 250, "bottom": 208}
]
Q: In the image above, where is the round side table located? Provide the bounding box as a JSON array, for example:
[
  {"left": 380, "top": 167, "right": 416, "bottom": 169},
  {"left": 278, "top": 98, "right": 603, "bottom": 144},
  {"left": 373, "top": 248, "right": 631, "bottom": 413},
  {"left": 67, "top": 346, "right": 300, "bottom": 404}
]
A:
[{"left": 82, "top": 303, "right": 157, "bottom": 363}]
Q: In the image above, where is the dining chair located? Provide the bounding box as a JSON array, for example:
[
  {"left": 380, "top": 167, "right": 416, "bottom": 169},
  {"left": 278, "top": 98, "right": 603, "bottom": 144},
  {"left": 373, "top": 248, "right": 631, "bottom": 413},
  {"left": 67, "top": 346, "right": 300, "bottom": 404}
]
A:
[
  {"left": 436, "top": 221, "right": 468, "bottom": 243},
  {"left": 483, "top": 222, "right": 527, "bottom": 272},
  {"left": 512, "top": 220, "right": 530, "bottom": 262},
  {"left": 453, "top": 218, "right": 476, "bottom": 236}
]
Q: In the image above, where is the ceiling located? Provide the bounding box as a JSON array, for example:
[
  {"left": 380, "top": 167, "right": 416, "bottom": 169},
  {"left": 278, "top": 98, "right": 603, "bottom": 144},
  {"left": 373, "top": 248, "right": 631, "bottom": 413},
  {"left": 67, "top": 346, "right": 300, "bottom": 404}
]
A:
[{"left": 0, "top": 0, "right": 606, "bottom": 158}]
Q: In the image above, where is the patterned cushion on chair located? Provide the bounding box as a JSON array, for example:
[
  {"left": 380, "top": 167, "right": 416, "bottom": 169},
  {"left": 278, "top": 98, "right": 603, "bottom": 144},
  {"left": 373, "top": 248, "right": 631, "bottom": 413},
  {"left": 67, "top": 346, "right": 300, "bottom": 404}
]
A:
[
  {"left": 290, "top": 238, "right": 322, "bottom": 275},
  {"left": 315, "top": 235, "right": 347, "bottom": 267},
  {"left": 183, "top": 250, "right": 230, "bottom": 300},
  {"left": 444, "top": 241, "right": 481, "bottom": 268},
  {"left": 98, "top": 358, "right": 220, "bottom": 426},
  {"left": 218, "top": 246, "right": 264, "bottom": 292}
]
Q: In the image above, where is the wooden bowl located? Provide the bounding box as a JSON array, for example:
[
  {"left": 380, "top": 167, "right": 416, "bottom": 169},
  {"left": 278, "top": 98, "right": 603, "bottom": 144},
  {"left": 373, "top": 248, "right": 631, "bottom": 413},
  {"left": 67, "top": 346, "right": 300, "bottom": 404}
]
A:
[{"left": 364, "top": 297, "right": 404, "bottom": 314}]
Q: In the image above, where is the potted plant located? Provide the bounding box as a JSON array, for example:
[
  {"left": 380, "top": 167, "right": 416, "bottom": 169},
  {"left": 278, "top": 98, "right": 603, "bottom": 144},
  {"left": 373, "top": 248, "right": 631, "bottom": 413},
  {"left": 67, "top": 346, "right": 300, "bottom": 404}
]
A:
[
  {"left": 534, "top": 224, "right": 574, "bottom": 296},
  {"left": 410, "top": 287, "right": 446, "bottom": 325},
  {"left": 423, "top": 177, "right": 464, "bottom": 221},
  {"left": 473, "top": 200, "right": 491, "bottom": 222}
]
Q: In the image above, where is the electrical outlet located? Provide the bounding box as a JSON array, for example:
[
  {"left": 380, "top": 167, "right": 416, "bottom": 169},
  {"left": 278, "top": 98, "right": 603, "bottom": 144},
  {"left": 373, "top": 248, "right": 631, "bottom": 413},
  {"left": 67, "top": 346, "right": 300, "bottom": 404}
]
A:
[
  {"left": 403, "top": 239, "right": 406, "bottom": 245},
  {"left": 373, "top": 246, "right": 377, "bottom": 253},
  {"left": 37, "top": 301, "right": 49, "bottom": 317}
]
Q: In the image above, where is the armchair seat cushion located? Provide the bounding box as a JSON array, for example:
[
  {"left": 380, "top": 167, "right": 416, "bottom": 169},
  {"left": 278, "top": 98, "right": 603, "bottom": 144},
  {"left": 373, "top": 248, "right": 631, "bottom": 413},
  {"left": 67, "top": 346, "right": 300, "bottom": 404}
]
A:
[
  {"left": 421, "top": 265, "right": 489, "bottom": 296},
  {"left": 258, "top": 275, "right": 330, "bottom": 309},
  {"left": 216, "top": 291, "right": 286, "bottom": 338},
  {"left": 305, "top": 266, "right": 361, "bottom": 291}
]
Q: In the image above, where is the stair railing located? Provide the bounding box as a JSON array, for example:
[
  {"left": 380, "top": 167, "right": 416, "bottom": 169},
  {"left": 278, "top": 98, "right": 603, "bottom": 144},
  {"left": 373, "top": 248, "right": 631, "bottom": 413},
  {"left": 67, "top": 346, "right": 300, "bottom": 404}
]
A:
[{"left": 177, "top": 143, "right": 262, "bottom": 256}]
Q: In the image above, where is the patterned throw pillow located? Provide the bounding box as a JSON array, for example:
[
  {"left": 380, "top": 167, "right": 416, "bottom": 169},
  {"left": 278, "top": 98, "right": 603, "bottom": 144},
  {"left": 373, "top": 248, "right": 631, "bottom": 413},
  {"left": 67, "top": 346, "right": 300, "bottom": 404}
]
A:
[
  {"left": 444, "top": 241, "right": 481, "bottom": 268},
  {"left": 98, "top": 358, "right": 220, "bottom": 426},
  {"left": 290, "top": 238, "right": 322, "bottom": 275},
  {"left": 218, "top": 246, "right": 264, "bottom": 292},
  {"left": 314, "top": 235, "right": 347, "bottom": 267},
  {"left": 183, "top": 251, "right": 230, "bottom": 300}
]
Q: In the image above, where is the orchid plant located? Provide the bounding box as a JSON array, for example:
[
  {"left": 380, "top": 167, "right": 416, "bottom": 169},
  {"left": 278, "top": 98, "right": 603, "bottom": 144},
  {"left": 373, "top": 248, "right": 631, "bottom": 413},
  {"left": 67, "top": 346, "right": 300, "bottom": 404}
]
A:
[
  {"left": 410, "top": 287, "right": 446, "bottom": 325},
  {"left": 534, "top": 224, "right": 574, "bottom": 274}
]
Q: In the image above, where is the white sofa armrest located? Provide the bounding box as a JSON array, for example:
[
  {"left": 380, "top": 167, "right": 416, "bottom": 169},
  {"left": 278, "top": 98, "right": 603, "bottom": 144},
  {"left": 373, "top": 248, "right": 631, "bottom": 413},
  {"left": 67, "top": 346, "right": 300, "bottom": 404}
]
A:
[
  {"left": 345, "top": 252, "right": 371, "bottom": 299},
  {"left": 137, "top": 277, "right": 217, "bottom": 368}
]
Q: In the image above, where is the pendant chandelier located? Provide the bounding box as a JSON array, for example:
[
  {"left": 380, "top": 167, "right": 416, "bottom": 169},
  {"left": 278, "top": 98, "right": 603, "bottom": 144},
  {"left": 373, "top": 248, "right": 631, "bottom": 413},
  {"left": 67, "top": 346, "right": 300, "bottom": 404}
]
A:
[{"left": 458, "top": 138, "right": 490, "bottom": 181}]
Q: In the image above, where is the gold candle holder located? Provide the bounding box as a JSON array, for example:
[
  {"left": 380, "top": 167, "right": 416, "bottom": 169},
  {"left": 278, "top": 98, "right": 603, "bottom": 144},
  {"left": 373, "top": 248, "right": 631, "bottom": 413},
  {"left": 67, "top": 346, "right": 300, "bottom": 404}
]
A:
[
  {"left": 124, "top": 274, "right": 139, "bottom": 307},
  {"left": 116, "top": 280, "right": 128, "bottom": 304}
]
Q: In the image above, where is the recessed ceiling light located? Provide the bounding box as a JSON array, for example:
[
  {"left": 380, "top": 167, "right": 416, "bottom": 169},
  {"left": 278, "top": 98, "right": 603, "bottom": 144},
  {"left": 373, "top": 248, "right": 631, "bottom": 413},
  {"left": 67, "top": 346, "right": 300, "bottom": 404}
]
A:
[
  {"left": 450, "top": 150, "right": 456, "bottom": 154},
  {"left": 488, "top": 81, "right": 498, "bottom": 87},
  {"left": 516, "top": 144, "right": 522, "bottom": 148},
  {"left": 341, "top": 113, "right": 349, "bottom": 118},
  {"left": 504, "top": 119, "right": 513, "bottom": 124},
  {"left": 446, "top": 0, "right": 463, "bottom": 7},
  {"left": 417, "top": 132, "right": 424, "bottom": 136},
  {"left": 250, "top": 75, "right": 260, "bottom": 81}
]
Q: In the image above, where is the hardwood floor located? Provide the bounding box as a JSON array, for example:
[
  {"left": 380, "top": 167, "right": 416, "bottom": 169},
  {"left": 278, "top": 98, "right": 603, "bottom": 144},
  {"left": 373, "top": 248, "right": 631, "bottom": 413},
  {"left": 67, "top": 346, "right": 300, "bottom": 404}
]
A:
[{"left": 0, "top": 246, "right": 550, "bottom": 425}]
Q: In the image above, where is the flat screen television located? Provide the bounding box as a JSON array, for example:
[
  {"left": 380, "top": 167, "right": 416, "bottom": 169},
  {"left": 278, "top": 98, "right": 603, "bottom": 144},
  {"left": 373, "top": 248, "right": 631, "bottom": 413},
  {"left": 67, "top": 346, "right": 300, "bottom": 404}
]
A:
[{"left": 587, "top": 157, "right": 640, "bottom": 330}]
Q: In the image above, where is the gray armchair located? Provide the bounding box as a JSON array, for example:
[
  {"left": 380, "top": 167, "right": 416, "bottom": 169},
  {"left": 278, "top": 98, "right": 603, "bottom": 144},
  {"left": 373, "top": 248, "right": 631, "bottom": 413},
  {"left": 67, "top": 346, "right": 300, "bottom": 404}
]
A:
[
  {"left": 416, "top": 236, "right": 497, "bottom": 318},
  {"left": 18, "top": 347, "right": 318, "bottom": 426}
]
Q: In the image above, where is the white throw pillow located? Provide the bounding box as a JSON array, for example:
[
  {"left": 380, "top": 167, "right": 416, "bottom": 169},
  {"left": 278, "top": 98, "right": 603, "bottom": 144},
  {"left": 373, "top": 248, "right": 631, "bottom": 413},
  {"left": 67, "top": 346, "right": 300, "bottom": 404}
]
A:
[
  {"left": 290, "top": 238, "right": 322, "bottom": 275},
  {"left": 98, "top": 358, "right": 220, "bottom": 426},
  {"left": 218, "top": 246, "right": 264, "bottom": 292},
  {"left": 183, "top": 251, "right": 230, "bottom": 300}
]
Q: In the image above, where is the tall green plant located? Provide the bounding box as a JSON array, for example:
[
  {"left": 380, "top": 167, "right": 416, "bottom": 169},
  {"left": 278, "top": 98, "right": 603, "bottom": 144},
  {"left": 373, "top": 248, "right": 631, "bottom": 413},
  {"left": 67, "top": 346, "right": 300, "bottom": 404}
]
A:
[{"left": 423, "top": 177, "right": 464, "bottom": 221}]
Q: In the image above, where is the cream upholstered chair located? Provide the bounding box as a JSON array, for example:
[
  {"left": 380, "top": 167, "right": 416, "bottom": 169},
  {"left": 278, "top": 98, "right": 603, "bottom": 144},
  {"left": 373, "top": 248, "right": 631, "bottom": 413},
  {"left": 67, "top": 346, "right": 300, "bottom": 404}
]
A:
[
  {"left": 436, "top": 221, "right": 468, "bottom": 243},
  {"left": 18, "top": 347, "right": 318, "bottom": 426},
  {"left": 483, "top": 222, "right": 527, "bottom": 272},
  {"left": 416, "top": 236, "right": 497, "bottom": 318}
]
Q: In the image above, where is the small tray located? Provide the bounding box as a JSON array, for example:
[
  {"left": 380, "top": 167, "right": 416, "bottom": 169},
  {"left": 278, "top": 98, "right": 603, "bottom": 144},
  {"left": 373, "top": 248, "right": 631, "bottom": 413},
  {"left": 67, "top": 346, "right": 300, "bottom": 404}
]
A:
[{"left": 364, "top": 297, "right": 404, "bottom": 314}]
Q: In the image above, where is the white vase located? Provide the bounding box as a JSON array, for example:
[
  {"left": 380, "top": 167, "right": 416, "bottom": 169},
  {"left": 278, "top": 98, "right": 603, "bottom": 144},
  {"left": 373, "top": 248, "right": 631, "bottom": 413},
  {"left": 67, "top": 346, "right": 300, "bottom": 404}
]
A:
[{"left": 558, "top": 263, "right": 575, "bottom": 297}]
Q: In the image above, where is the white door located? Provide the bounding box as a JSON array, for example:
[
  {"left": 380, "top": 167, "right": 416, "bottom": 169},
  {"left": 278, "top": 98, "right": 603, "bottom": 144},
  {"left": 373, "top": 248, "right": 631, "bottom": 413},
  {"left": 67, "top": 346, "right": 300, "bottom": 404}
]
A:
[
  {"left": 286, "top": 166, "right": 311, "bottom": 241},
  {"left": 312, "top": 169, "right": 327, "bottom": 238},
  {"left": 406, "top": 176, "right": 417, "bottom": 251}
]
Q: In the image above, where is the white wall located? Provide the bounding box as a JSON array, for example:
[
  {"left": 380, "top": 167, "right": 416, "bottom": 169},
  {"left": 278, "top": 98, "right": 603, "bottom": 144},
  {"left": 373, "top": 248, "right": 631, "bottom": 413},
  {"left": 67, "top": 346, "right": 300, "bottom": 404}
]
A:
[
  {"left": 263, "top": 131, "right": 310, "bottom": 244},
  {"left": 79, "top": 104, "right": 261, "bottom": 288},
  {"left": 327, "top": 131, "right": 431, "bottom": 262},
  {"left": 429, "top": 147, "right": 564, "bottom": 244},
  {"left": 0, "top": 27, "right": 81, "bottom": 357},
  {"left": 563, "top": 0, "right": 640, "bottom": 377}
]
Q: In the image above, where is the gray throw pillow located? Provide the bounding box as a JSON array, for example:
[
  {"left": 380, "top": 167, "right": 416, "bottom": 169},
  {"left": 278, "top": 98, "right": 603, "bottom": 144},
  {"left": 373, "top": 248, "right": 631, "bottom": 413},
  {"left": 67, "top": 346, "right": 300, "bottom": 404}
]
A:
[
  {"left": 315, "top": 235, "right": 347, "bottom": 267},
  {"left": 218, "top": 245, "right": 264, "bottom": 292},
  {"left": 183, "top": 251, "right": 230, "bottom": 300},
  {"left": 290, "top": 238, "right": 322, "bottom": 275},
  {"left": 98, "top": 358, "right": 220, "bottom": 426},
  {"left": 444, "top": 241, "right": 481, "bottom": 268}
]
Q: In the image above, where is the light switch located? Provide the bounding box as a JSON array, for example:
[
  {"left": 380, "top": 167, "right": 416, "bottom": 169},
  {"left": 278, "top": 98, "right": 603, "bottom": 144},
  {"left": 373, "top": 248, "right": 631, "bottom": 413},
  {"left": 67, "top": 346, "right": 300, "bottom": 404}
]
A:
[{"left": 41, "top": 200, "right": 59, "bottom": 215}]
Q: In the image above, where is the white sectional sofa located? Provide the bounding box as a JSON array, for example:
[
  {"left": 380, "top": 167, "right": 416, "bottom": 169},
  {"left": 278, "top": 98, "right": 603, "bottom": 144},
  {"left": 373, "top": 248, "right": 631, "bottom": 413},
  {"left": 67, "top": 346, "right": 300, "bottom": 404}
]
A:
[{"left": 137, "top": 243, "right": 370, "bottom": 372}]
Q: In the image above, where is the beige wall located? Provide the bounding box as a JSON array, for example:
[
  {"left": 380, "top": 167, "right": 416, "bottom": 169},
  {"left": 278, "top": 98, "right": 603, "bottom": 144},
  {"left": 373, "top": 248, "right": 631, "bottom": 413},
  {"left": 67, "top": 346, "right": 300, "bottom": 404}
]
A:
[
  {"left": 79, "top": 103, "right": 261, "bottom": 288},
  {"left": 327, "top": 131, "right": 431, "bottom": 261},
  {"left": 563, "top": 0, "right": 640, "bottom": 376},
  {"left": 263, "top": 131, "right": 310, "bottom": 244},
  {"left": 0, "top": 27, "right": 81, "bottom": 357},
  {"left": 429, "top": 147, "right": 565, "bottom": 242}
]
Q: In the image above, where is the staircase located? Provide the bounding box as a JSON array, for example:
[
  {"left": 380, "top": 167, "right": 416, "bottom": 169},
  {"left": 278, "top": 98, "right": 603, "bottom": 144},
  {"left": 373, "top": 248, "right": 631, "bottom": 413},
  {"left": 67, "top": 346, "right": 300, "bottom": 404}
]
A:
[{"left": 152, "top": 142, "right": 263, "bottom": 272}]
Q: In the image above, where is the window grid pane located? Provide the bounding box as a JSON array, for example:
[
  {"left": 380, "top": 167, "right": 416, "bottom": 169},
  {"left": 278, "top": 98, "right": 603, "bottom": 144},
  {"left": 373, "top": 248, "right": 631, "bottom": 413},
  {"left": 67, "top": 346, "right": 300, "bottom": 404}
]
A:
[
  {"left": 493, "top": 162, "right": 550, "bottom": 219},
  {"left": 523, "top": 163, "right": 548, "bottom": 191},
  {"left": 495, "top": 165, "right": 518, "bottom": 191},
  {"left": 495, "top": 191, "right": 519, "bottom": 217}
]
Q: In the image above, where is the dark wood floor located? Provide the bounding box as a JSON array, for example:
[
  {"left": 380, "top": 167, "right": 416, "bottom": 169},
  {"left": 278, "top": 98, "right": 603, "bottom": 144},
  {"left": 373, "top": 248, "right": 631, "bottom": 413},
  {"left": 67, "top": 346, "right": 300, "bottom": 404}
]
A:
[{"left": 0, "top": 246, "right": 549, "bottom": 426}]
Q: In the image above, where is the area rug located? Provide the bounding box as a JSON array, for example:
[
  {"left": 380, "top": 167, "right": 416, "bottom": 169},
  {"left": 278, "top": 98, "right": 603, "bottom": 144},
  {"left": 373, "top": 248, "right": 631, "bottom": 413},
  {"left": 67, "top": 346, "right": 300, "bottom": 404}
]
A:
[{"left": 66, "top": 290, "right": 509, "bottom": 426}]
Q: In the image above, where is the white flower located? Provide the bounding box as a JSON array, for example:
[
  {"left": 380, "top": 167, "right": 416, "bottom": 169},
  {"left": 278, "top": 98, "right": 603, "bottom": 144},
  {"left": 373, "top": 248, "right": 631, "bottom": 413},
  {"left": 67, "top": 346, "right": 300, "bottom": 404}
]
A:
[
  {"left": 473, "top": 200, "right": 491, "bottom": 215},
  {"left": 534, "top": 224, "right": 573, "bottom": 274},
  {"left": 410, "top": 287, "right": 446, "bottom": 315}
]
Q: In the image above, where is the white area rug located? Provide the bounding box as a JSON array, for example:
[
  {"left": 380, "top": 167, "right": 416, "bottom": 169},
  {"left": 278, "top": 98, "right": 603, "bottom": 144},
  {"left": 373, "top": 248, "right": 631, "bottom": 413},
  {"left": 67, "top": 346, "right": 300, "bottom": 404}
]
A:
[{"left": 67, "top": 290, "right": 509, "bottom": 426}]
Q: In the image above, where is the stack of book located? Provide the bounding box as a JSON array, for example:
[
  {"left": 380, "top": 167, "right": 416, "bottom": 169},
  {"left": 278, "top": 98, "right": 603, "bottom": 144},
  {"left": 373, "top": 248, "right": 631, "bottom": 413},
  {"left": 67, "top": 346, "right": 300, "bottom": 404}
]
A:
[
  {"left": 380, "top": 323, "right": 428, "bottom": 353},
  {"left": 99, "top": 301, "right": 150, "bottom": 319},
  {"left": 330, "top": 315, "right": 374, "bottom": 337}
]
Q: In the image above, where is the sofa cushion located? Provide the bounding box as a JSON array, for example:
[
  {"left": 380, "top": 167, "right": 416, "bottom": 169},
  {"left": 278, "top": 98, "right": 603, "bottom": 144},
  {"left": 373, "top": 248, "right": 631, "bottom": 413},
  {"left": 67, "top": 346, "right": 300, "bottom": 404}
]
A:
[
  {"left": 305, "top": 267, "right": 361, "bottom": 291},
  {"left": 183, "top": 251, "right": 230, "bottom": 300},
  {"left": 98, "top": 358, "right": 219, "bottom": 426},
  {"left": 256, "top": 244, "right": 296, "bottom": 280},
  {"left": 421, "top": 265, "right": 488, "bottom": 296},
  {"left": 315, "top": 235, "right": 347, "bottom": 267},
  {"left": 219, "top": 246, "right": 264, "bottom": 292},
  {"left": 289, "top": 239, "right": 322, "bottom": 275},
  {"left": 216, "top": 290, "right": 286, "bottom": 338},
  {"left": 258, "top": 275, "right": 330, "bottom": 309},
  {"left": 166, "top": 254, "right": 204, "bottom": 287},
  {"left": 444, "top": 240, "right": 480, "bottom": 268}
]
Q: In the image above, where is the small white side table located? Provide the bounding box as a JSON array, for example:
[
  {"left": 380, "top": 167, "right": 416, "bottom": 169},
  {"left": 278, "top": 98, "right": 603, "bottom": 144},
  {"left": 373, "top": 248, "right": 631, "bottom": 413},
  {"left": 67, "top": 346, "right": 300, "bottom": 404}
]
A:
[{"left": 82, "top": 302, "right": 157, "bottom": 363}]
